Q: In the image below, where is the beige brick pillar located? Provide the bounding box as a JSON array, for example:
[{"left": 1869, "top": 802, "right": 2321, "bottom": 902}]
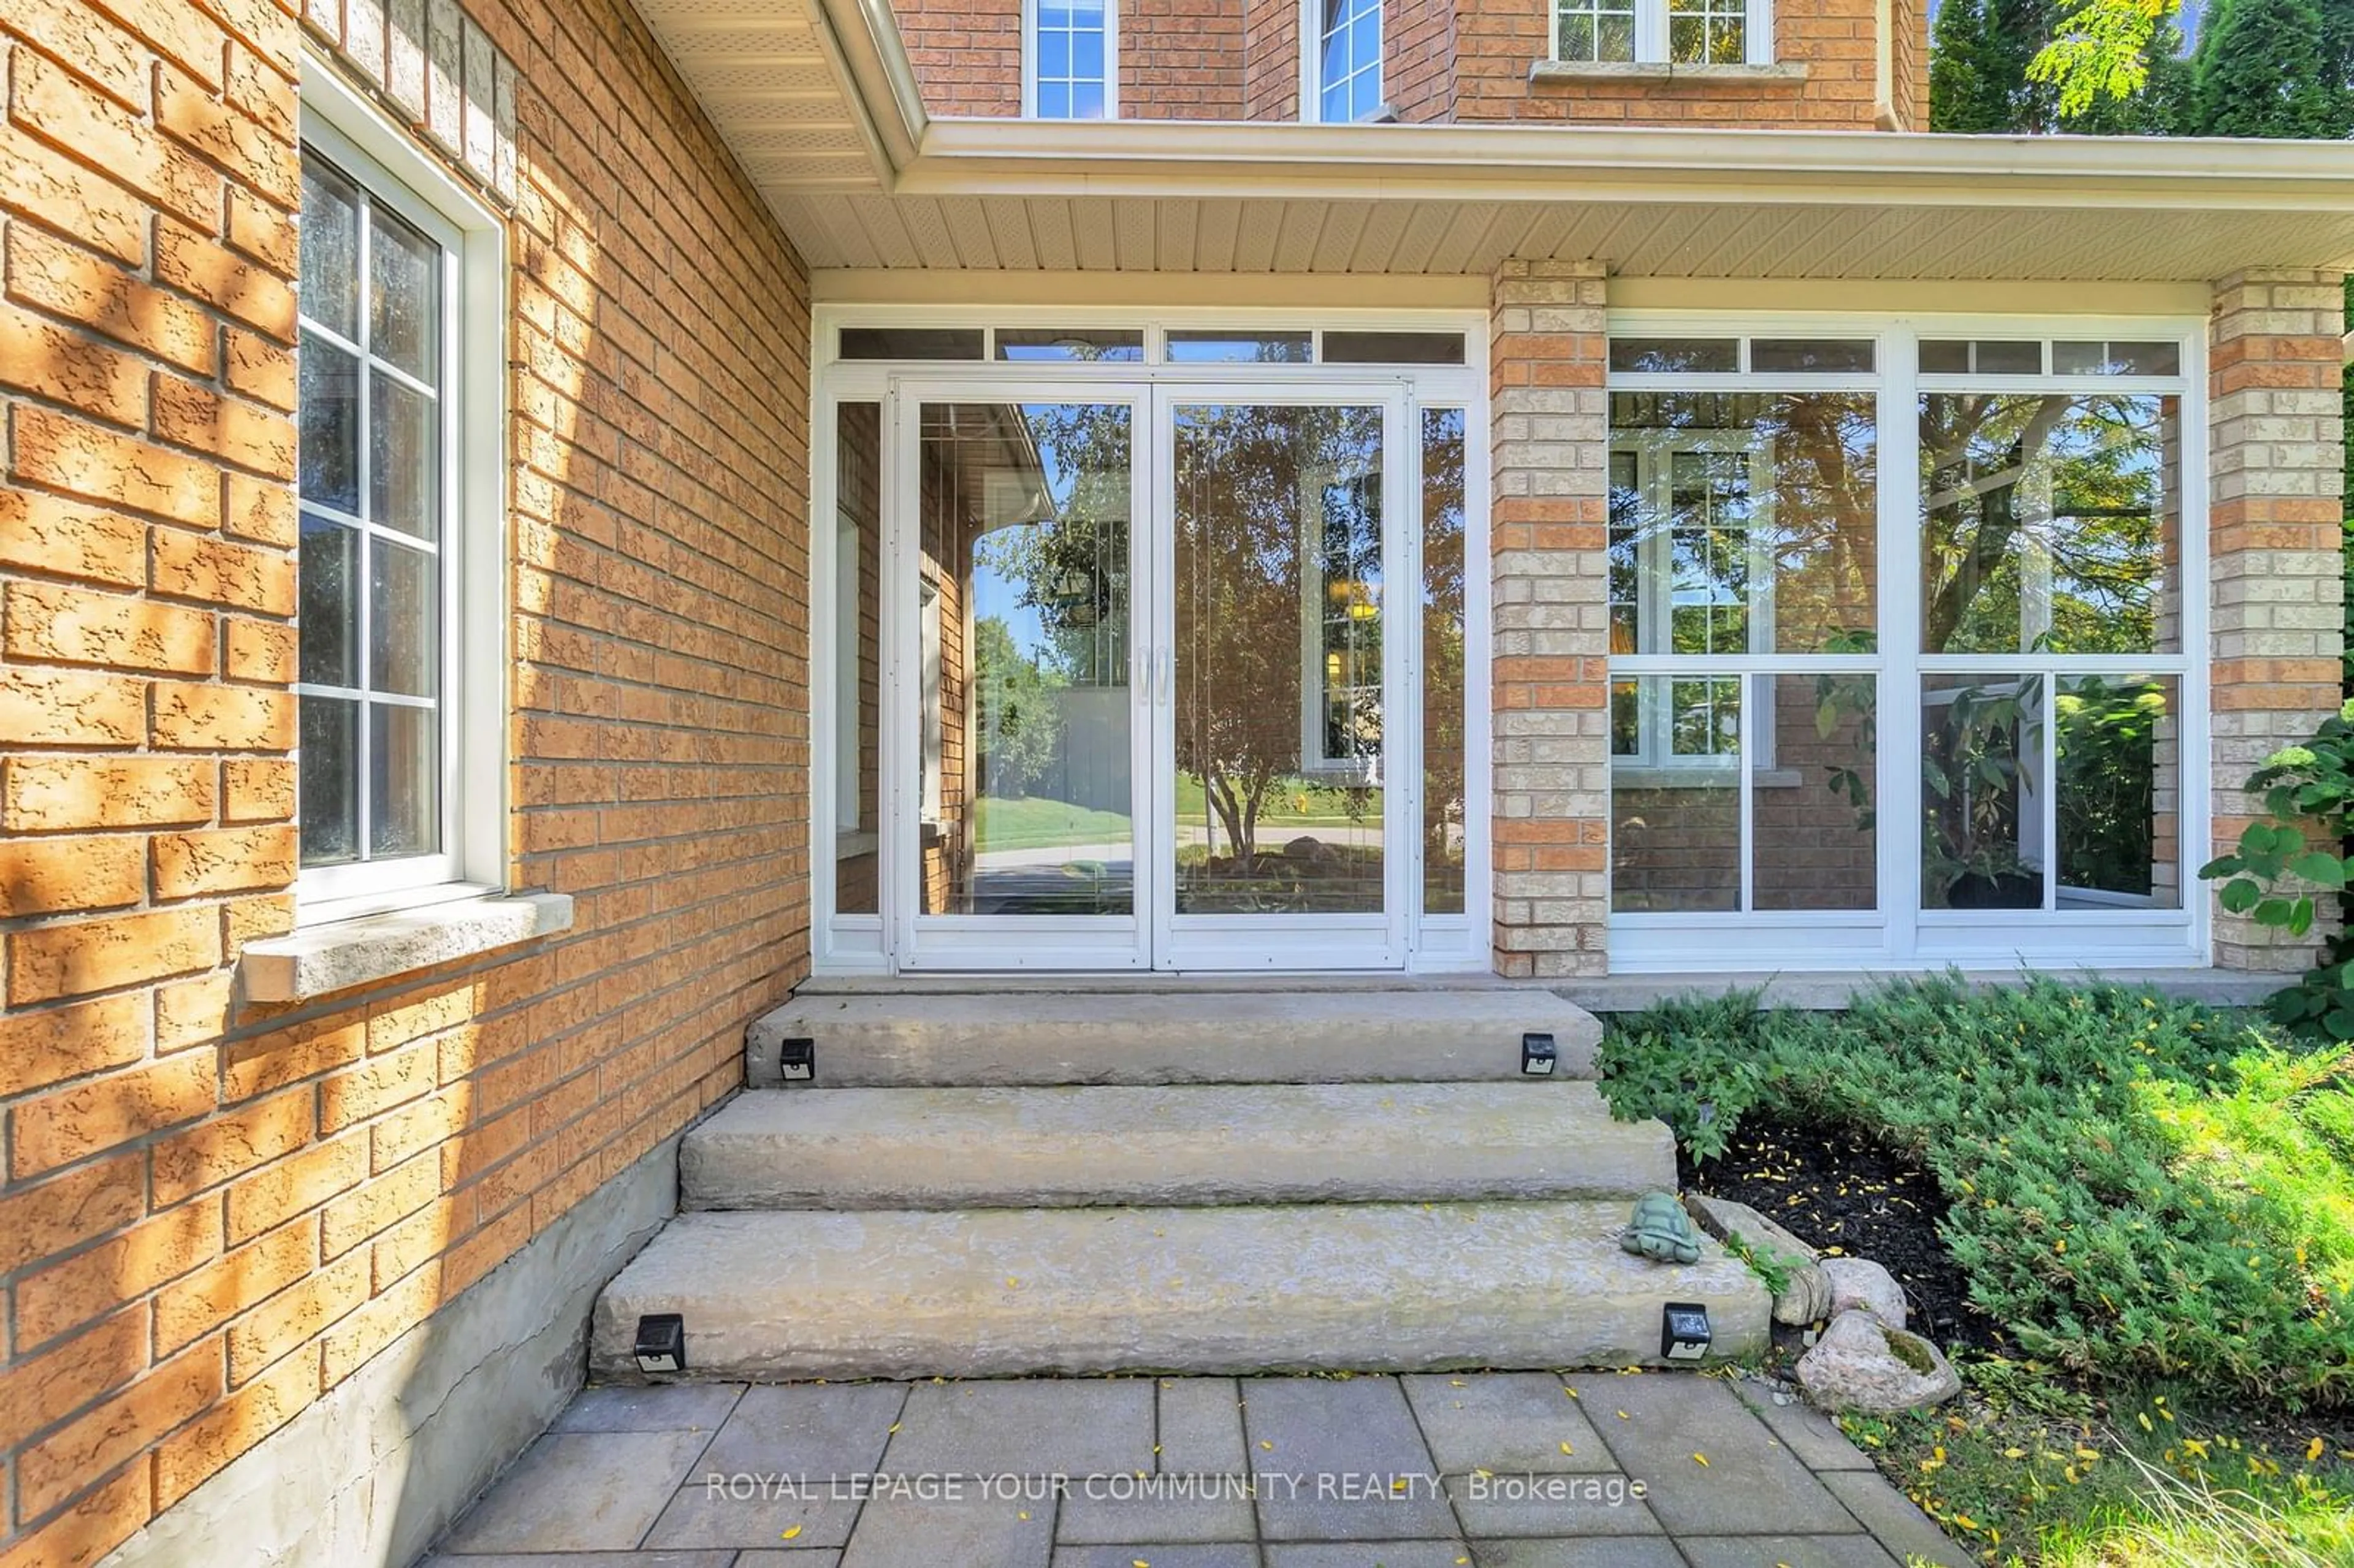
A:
[
  {"left": 2209, "top": 269, "right": 2347, "bottom": 970},
  {"left": 1489, "top": 260, "right": 1610, "bottom": 978}
]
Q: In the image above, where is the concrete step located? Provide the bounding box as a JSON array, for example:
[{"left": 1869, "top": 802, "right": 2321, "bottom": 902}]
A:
[
  {"left": 682, "top": 1081, "right": 1673, "bottom": 1211},
  {"left": 588, "top": 1200, "right": 1769, "bottom": 1381},
  {"left": 745, "top": 987, "right": 1602, "bottom": 1087}
]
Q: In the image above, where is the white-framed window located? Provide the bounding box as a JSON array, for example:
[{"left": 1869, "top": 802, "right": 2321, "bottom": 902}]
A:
[
  {"left": 1026, "top": 0, "right": 1115, "bottom": 119},
  {"left": 1309, "top": 0, "right": 1384, "bottom": 123},
  {"left": 1608, "top": 434, "right": 1778, "bottom": 769},
  {"left": 1555, "top": 0, "right": 1771, "bottom": 65},
  {"left": 295, "top": 64, "right": 505, "bottom": 923}
]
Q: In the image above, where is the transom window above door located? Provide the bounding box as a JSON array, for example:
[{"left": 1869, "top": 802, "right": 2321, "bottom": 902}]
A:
[{"left": 1555, "top": 0, "right": 1775, "bottom": 66}]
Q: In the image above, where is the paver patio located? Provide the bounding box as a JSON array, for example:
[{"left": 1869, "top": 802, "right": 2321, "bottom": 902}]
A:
[{"left": 423, "top": 1371, "right": 1968, "bottom": 1568}]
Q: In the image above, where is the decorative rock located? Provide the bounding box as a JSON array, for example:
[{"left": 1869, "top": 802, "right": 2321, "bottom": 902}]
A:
[
  {"left": 1684, "top": 1193, "right": 1831, "bottom": 1326},
  {"left": 1797, "top": 1309, "right": 1960, "bottom": 1414},
  {"left": 1820, "top": 1256, "right": 1907, "bottom": 1329}
]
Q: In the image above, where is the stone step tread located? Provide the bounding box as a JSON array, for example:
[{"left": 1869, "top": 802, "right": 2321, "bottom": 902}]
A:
[
  {"left": 684, "top": 1081, "right": 1672, "bottom": 1209},
  {"left": 589, "top": 1200, "right": 1768, "bottom": 1381},
  {"left": 747, "top": 988, "right": 1603, "bottom": 1087}
]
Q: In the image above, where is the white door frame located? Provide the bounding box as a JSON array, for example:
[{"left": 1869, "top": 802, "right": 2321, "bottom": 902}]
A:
[
  {"left": 808, "top": 306, "right": 1491, "bottom": 977},
  {"left": 1149, "top": 380, "right": 1415, "bottom": 972}
]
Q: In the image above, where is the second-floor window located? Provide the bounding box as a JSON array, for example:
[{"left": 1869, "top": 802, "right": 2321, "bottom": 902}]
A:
[
  {"left": 1314, "top": 0, "right": 1382, "bottom": 122},
  {"left": 1556, "top": 0, "right": 1767, "bottom": 65},
  {"left": 1030, "top": 0, "right": 1113, "bottom": 118}
]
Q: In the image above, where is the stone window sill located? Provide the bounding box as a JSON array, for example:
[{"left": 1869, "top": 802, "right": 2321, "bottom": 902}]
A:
[
  {"left": 239, "top": 892, "right": 574, "bottom": 1003},
  {"left": 1528, "top": 60, "right": 1808, "bottom": 86}
]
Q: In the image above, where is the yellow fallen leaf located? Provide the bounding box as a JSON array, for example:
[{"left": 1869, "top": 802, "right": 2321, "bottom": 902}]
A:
[
  {"left": 2138, "top": 1412, "right": 2153, "bottom": 1433},
  {"left": 1560, "top": 1442, "right": 1575, "bottom": 1456},
  {"left": 1019, "top": 1512, "right": 1029, "bottom": 1521},
  {"left": 1260, "top": 1440, "right": 1274, "bottom": 1450},
  {"left": 2310, "top": 1436, "right": 2327, "bottom": 1463},
  {"left": 888, "top": 1423, "right": 900, "bottom": 1433},
  {"left": 1616, "top": 1410, "right": 1629, "bottom": 1420},
  {"left": 2002, "top": 1448, "right": 2025, "bottom": 1460},
  {"left": 782, "top": 1526, "right": 803, "bottom": 1540},
  {"left": 1692, "top": 1453, "right": 1708, "bottom": 1467}
]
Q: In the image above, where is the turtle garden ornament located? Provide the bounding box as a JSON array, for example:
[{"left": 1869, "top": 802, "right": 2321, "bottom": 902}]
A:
[{"left": 1620, "top": 1190, "right": 1701, "bottom": 1265}]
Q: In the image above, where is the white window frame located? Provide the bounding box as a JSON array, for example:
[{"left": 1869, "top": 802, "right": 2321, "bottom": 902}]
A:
[
  {"left": 1301, "top": 0, "right": 1385, "bottom": 124},
  {"left": 295, "top": 61, "right": 506, "bottom": 926},
  {"left": 1552, "top": 0, "right": 1774, "bottom": 66},
  {"left": 1608, "top": 430, "right": 1778, "bottom": 772},
  {"left": 1604, "top": 310, "right": 2209, "bottom": 973},
  {"left": 1023, "top": 0, "right": 1119, "bottom": 120}
]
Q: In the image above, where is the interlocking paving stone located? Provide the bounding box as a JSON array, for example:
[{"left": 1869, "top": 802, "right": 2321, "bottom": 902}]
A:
[
  {"left": 555, "top": 1383, "right": 745, "bottom": 1434},
  {"left": 436, "top": 1430, "right": 714, "bottom": 1553},
  {"left": 1440, "top": 1472, "right": 1663, "bottom": 1538},
  {"left": 883, "top": 1379, "right": 1156, "bottom": 1475},
  {"left": 1266, "top": 1542, "right": 1474, "bottom": 1567},
  {"left": 1159, "top": 1378, "right": 1247, "bottom": 1474},
  {"left": 836, "top": 1481, "right": 1056, "bottom": 1568},
  {"left": 1466, "top": 1540, "right": 1687, "bottom": 1568},
  {"left": 1239, "top": 1378, "right": 1455, "bottom": 1540},
  {"left": 734, "top": 1555, "right": 846, "bottom": 1567},
  {"left": 1575, "top": 1374, "right": 1857, "bottom": 1537},
  {"left": 1733, "top": 1386, "right": 1879, "bottom": 1472},
  {"left": 1051, "top": 1546, "right": 1263, "bottom": 1568},
  {"left": 1675, "top": 1534, "right": 1902, "bottom": 1567},
  {"left": 1401, "top": 1374, "right": 1613, "bottom": 1475},
  {"left": 1817, "top": 1470, "right": 1976, "bottom": 1568},
  {"left": 419, "top": 1555, "right": 737, "bottom": 1567},
  {"left": 698, "top": 1383, "right": 907, "bottom": 1482},
  {"left": 1056, "top": 1476, "right": 1257, "bottom": 1542},
  {"left": 641, "top": 1475, "right": 864, "bottom": 1550}
]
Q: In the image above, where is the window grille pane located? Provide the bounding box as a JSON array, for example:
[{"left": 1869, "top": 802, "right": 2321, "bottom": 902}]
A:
[
  {"left": 368, "top": 207, "right": 439, "bottom": 379},
  {"left": 1667, "top": 0, "right": 1746, "bottom": 62},
  {"left": 1165, "top": 330, "right": 1313, "bottom": 363},
  {"left": 838, "top": 327, "right": 986, "bottom": 360},
  {"left": 2057, "top": 674, "right": 2180, "bottom": 909},
  {"left": 371, "top": 541, "right": 439, "bottom": 698},
  {"left": 300, "top": 696, "right": 359, "bottom": 867},
  {"left": 1748, "top": 338, "right": 1875, "bottom": 373},
  {"left": 300, "top": 513, "right": 358, "bottom": 687},
  {"left": 1922, "top": 340, "right": 2046, "bottom": 375},
  {"left": 1322, "top": 330, "right": 1465, "bottom": 365},
  {"left": 1918, "top": 393, "right": 2181, "bottom": 656},
  {"left": 302, "top": 160, "right": 360, "bottom": 340},
  {"left": 2052, "top": 340, "right": 2181, "bottom": 376},
  {"left": 1318, "top": 0, "right": 1382, "bottom": 121},
  {"left": 371, "top": 702, "right": 440, "bottom": 858},
  {"left": 1608, "top": 337, "right": 1738, "bottom": 373},
  {"left": 299, "top": 341, "right": 360, "bottom": 512},
  {"left": 1754, "top": 672, "right": 1877, "bottom": 911},
  {"left": 996, "top": 328, "right": 1145, "bottom": 362},
  {"left": 370, "top": 371, "right": 439, "bottom": 541},
  {"left": 1920, "top": 674, "right": 2043, "bottom": 911}
]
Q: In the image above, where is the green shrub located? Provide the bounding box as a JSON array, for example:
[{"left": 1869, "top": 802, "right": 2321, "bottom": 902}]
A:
[{"left": 1598, "top": 977, "right": 2354, "bottom": 1404}]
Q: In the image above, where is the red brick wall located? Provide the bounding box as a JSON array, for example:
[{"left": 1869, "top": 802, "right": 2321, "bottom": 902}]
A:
[
  {"left": 1459, "top": 0, "right": 1884, "bottom": 126},
  {"left": 894, "top": 0, "right": 1025, "bottom": 115},
  {"left": 1242, "top": 0, "right": 1300, "bottom": 119},
  {"left": 888, "top": 0, "right": 1914, "bottom": 126},
  {"left": 0, "top": 1, "right": 810, "bottom": 1561},
  {"left": 1123, "top": 0, "right": 1247, "bottom": 118}
]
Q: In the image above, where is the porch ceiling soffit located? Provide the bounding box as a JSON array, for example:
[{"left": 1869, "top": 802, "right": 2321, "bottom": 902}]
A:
[{"left": 637, "top": 0, "right": 2354, "bottom": 283}]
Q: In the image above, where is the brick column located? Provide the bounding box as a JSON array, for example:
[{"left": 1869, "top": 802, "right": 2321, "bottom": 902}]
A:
[
  {"left": 1490, "top": 259, "right": 1610, "bottom": 978},
  {"left": 2209, "top": 270, "right": 2347, "bottom": 970}
]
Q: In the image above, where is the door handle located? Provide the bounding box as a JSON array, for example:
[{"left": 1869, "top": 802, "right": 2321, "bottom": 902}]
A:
[{"left": 1156, "top": 647, "right": 1171, "bottom": 707}]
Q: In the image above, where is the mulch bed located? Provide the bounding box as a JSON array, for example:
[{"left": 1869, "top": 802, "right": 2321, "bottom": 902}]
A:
[{"left": 1679, "top": 1115, "right": 2006, "bottom": 1357}]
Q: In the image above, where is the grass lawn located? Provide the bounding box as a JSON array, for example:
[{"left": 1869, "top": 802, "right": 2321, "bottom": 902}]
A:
[
  {"left": 973, "top": 795, "right": 1132, "bottom": 851},
  {"left": 1598, "top": 978, "right": 2354, "bottom": 1566}
]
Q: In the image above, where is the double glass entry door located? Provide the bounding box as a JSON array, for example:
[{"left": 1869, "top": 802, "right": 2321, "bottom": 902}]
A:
[{"left": 892, "top": 383, "right": 1412, "bottom": 970}]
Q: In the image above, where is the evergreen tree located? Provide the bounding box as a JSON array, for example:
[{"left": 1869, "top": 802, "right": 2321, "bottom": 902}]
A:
[
  {"left": 2185, "top": 0, "right": 2348, "bottom": 137},
  {"left": 1932, "top": 0, "right": 2039, "bottom": 130}
]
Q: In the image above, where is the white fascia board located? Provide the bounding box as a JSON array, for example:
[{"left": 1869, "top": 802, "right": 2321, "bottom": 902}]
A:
[{"left": 897, "top": 116, "right": 2354, "bottom": 213}]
